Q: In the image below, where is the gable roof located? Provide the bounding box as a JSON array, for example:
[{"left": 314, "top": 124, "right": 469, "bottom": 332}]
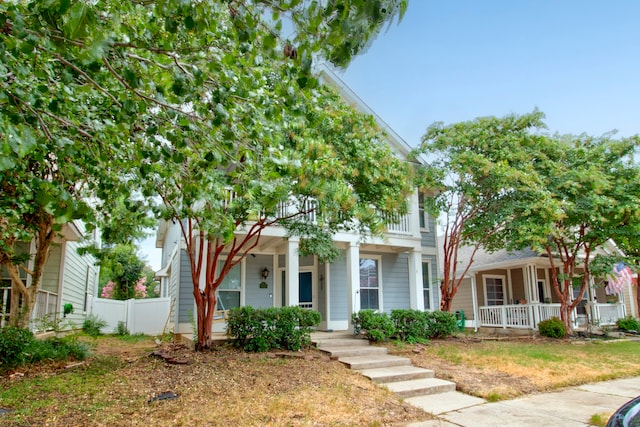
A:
[
  {"left": 315, "top": 63, "right": 422, "bottom": 164},
  {"left": 447, "top": 239, "right": 626, "bottom": 277}
]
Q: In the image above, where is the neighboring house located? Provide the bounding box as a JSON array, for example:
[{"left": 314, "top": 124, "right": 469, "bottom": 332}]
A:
[
  {"left": 0, "top": 220, "right": 99, "bottom": 330},
  {"left": 155, "top": 67, "right": 440, "bottom": 337},
  {"left": 448, "top": 242, "right": 636, "bottom": 332}
]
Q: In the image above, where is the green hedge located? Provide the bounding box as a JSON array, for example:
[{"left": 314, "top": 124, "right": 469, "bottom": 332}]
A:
[
  {"left": 226, "top": 306, "right": 321, "bottom": 352},
  {"left": 538, "top": 317, "right": 566, "bottom": 338},
  {"left": 616, "top": 315, "right": 640, "bottom": 332},
  {"left": 352, "top": 309, "right": 396, "bottom": 342},
  {"left": 352, "top": 309, "right": 458, "bottom": 343},
  {"left": 0, "top": 327, "right": 89, "bottom": 372},
  {"left": 0, "top": 327, "right": 35, "bottom": 370}
]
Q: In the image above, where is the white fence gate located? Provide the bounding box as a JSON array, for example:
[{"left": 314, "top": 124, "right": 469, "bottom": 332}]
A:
[{"left": 91, "top": 297, "right": 171, "bottom": 336}]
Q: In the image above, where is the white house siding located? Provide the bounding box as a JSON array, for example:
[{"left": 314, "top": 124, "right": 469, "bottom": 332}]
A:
[
  {"left": 41, "top": 244, "right": 62, "bottom": 293},
  {"left": 450, "top": 277, "right": 475, "bottom": 321},
  {"left": 164, "top": 250, "right": 181, "bottom": 332},
  {"left": 59, "top": 240, "right": 97, "bottom": 327},
  {"left": 380, "top": 252, "right": 410, "bottom": 312}
]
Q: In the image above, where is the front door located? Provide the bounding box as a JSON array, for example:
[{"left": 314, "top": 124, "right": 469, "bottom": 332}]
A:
[{"left": 299, "top": 271, "right": 313, "bottom": 309}]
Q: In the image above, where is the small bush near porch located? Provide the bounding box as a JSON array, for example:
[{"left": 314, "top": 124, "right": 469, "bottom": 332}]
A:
[
  {"left": 352, "top": 309, "right": 458, "bottom": 342},
  {"left": 227, "top": 306, "right": 321, "bottom": 352}
]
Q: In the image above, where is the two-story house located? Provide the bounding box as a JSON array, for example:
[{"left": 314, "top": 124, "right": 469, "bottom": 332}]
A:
[{"left": 155, "top": 67, "right": 440, "bottom": 337}]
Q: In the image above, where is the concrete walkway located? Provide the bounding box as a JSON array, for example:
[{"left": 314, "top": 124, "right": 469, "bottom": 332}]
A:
[{"left": 408, "top": 376, "right": 640, "bottom": 427}]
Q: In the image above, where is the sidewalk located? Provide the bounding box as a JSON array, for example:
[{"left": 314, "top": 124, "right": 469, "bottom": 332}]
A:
[{"left": 408, "top": 376, "right": 640, "bottom": 427}]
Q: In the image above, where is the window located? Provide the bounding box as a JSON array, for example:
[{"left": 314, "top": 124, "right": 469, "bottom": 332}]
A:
[
  {"left": 484, "top": 276, "right": 505, "bottom": 306},
  {"left": 572, "top": 279, "right": 588, "bottom": 315},
  {"left": 418, "top": 193, "right": 429, "bottom": 231},
  {"left": 422, "top": 261, "right": 431, "bottom": 310},
  {"left": 360, "top": 258, "right": 380, "bottom": 310},
  {"left": 217, "top": 262, "right": 241, "bottom": 310}
]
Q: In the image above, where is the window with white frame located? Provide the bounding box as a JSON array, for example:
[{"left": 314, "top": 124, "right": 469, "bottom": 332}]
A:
[
  {"left": 359, "top": 257, "right": 380, "bottom": 310},
  {"left": 484, "top": 275, "right": 505, "bottom": 306},
  {"left": 217, "top": 262, "right": 241, "bottom": 310},
  {"left": 422, "top": 261, "right": 431, "bottom": 310},
  {"left": 418, "top": 193, "right": 429, "bottom": 231}
]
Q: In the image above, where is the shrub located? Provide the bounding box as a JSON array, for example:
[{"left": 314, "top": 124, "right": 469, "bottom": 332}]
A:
[
  {"left": 24, "top": 336, "right": 89, "bottom": 364},
  {"left": 538, "top": 317, "right": 567, "bottom": 338},
  {"left": 352, "top": 309, "right": 395, "bottom": 342},
  {"left": 116, "top": 321, "right": 130, "bottom": 336},
  {"left": 227, "top": 306, "right": 321, "bottom": 352},
  {"left": 83, "top": 315, "right": 107, "bottom": 337},
  {"left": 0, "top": 327, "right": 35, "bottom": 371},
  {"left": 425, "top": 311, "right": 458, "bottom": 339},
  {"left": 616, "top": 315, "right": 640, "bottom": 332},
  {"left": 390, "top": 309, "right": 429, "bottom": 343}
]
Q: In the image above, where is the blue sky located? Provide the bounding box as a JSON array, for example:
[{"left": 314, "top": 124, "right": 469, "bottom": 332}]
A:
[
  {"left": 140, "top": 1, "right": 640, "bottom": 270},
  {"left": 337, "top": 0, "right": 640, "bottom": 147}
]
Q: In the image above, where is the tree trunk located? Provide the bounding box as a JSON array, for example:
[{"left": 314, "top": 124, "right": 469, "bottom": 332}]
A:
[
  {"left": 194, "top": 287, "right": 219, "bottom": 350},
  {"left": 6, "top": 263, "right": 34, "bottom": 328}
]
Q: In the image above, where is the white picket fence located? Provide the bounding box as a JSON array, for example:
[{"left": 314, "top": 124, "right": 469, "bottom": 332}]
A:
[{"left": 90, "top": 297, "right": 171, "bottom": 336}]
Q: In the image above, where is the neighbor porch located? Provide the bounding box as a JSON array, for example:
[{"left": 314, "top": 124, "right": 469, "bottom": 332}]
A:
[{"left": 478, "top": 301, "right": 626, "bottom": 330}]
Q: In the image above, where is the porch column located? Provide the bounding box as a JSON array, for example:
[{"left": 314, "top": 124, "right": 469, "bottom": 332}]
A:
[
  {"left": 346, "top": 243, "right": 360, "bottom": 328},
  {"left": 408, "top": 250, "right": 424, "bottom": 311},
  {"left": 471, "top": 275, "right": 479, "bottom": 331},
  {"left": 526, "top": 264, "right": 538, "bottom": 303},
  {"left": 285, "top": 237, "right": 299, "bottom": 307}
]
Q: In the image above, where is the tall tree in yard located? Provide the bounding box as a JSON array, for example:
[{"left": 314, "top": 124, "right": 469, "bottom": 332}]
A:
[
  {"left": 414, "top": 112, "right": 547, "bottom": 311},
  {"left": 0, "top": 0, "right": 411, "bottom": 345},
  {"left": 502, "top": 133, "right": 640, "bottom": 333}
]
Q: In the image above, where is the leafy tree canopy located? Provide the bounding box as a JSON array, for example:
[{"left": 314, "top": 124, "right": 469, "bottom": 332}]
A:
[{"left": 0, "top": 0, "right": 412, "bottom": 337}]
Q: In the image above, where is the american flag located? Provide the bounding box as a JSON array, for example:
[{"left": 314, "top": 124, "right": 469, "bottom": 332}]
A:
[{"left": 605, "top": 262, "right": 633, "bottom": 295}]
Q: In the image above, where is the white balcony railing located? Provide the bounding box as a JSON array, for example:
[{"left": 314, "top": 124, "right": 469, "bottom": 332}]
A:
[
  {"left": 223, "top": 188, "right": 415, "bottom": 236},
  {"left": 382, "top": 212, "right": 413, "bottom": 235}
]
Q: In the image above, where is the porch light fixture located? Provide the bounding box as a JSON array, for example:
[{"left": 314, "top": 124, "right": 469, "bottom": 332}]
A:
[{"left": 261, "top": 267, "right": 270, "bottom": 280}]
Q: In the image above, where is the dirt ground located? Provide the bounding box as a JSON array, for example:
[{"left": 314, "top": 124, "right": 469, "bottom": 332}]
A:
[
  {"left": 5, "top": 333, "right": 633, "bottom": 426},
  {"left": 1, "top": 337, "right": 432, "bottom": 426}
]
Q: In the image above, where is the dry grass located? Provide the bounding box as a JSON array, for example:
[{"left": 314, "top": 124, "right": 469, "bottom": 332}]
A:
[
  {"left": 0, "top": 336, "right": 430, "bottom": 427},
  {"left": 3, "top": 333, "right": 639, "bottom": 426},
  {"left": 388, "top": 335, "right": 640, "bottom": 400}
]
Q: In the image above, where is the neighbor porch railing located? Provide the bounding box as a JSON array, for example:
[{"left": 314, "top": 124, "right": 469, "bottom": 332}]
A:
[
  {"left": 592, "top": 303, "right": 626, "bottom": 326},
  {"left": 0, "top": 286, "right": 59, "bottom": 328},
  {"left": 479, "top": 302, "right": 625, "bottom": 330}
]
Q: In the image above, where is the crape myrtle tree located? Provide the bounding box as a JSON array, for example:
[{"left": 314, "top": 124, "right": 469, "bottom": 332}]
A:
[
  {"left": 0, "top": 0, "right": 407, "bottom": 334},
  {"left": 413, "top": 111, "right": 546, "bottom": 311},
  {"left": 128, "top": 4, "right": 414, "bottom": 350},
  {"left": 501, "top": 133, "right": 640, "bottom": 334}
]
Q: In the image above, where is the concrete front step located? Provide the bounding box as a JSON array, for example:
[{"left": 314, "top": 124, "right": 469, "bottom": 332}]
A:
[
  {"left": 359, "top": 365, "right": 435, "bottom": 383},
  {"left": 318, "top": 345, "right": 388, "bottom": 358},
  {"left": 315, "top": 338, "right": 371, "bottom": 348},
  {"left": 340, "top": 354, "right": 412, "bottom": 370},
  {"left": 381, "top": 377, "right": 456, "bottom": 398}
]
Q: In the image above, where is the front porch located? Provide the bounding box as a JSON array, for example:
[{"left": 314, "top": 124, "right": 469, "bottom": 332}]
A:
[
  {"left": 1, "top": 286, "right": 59, "bottom": 328},
  {"left": 478, "top": 302, "right": 626, "bottom": 330}
]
